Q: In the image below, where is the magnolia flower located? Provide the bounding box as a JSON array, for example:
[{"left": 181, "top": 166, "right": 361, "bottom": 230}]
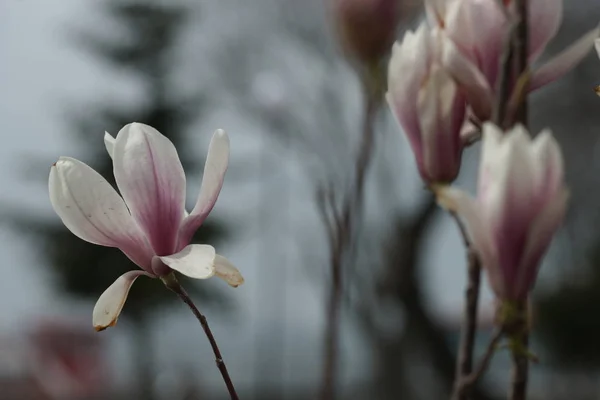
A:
[
  {"left": 331, "top": 0, "right": 400, "bottom": 64},
  {"left": 49, "top": 123, "right": 243, "bottom": 331},
  {"left": 436, "top": 123, "right": 568, "bottom": 301},
  {"left": 387, "top": 22, "right": 466, "bottom": 183},
  {"left": 427, "top": 0, "right": 599, "bottom": 120}
]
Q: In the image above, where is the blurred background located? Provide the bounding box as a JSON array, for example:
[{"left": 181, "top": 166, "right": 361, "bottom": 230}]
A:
[{"left": 1, "top": 0, "right": 599, "bottom": 399}]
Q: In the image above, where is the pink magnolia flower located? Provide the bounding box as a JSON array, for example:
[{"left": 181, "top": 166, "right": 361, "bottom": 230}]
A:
[
  {"left": 49, "top": 123, "right": 243, "bottom": 331},
  {"left": 436, "top": 123, "right": 568, "bottom": 301},
  {"left": 331, "top": 0, "right": 400, "bottom": 64},
  {"left": 427, "top": 0, "right": 599, "bottom": 120},
  {"left": 387, "top": 23, "right": 466, "bottom": 183}
]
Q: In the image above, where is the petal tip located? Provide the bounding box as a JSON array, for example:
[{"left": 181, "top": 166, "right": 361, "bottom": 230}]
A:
[
  {"left": 93, "top": 320, "right": 116, "bottom": 332},
  {"left": 213, "top": 129, "right": 230, "bottom": 143},
  {"left": 227, "top": 275, "right": 245, "bottom": 288}
]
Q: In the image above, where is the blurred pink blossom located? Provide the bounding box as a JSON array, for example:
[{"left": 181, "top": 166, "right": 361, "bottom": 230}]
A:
[{"left": 427, "top": 0, "right": 599, "bottom": 120}]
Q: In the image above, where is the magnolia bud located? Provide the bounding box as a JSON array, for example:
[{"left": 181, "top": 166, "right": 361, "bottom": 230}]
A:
[
  {"left": 437, "top": 123, "right": 568, "bottom": 301},
  {"left": 332, "top": 0, "right": 401, "bottom": 65},
  {"left": 387, "top": 23, "right": 466, "bottom": 183}
]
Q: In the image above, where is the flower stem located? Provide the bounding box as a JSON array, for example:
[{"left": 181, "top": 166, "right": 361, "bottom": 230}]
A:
[
  {"left": 507, "top": 303, "right": 529, "bottom": 400},
  {"left": 453, "top": 328, "right": 504, "bottom": 399},
  {"left": 319, "top": 66, "right": 381, "bottom": 400},
  {"left": 162, "top": 274, "right": 240, "bottom": 400},
  {"left": 450, "top": 212, "right": 482, "bottom": 400},
  {"left": 512, "top": 0, "right": 529, "bottom": 125}
]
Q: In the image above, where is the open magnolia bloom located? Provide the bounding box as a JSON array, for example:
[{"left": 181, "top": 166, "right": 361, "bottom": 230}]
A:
[
  {"left": 427, "top": 0, "right": 599, "bottom": 121},
  {"left": 387, "top": 22, "right": 466, "bottom": 183},
  {"left": 49, "top": 123, "right": 243, "bottom": 331},
  {"left": 436, "top": 123, "right": 568, "bottom": 301}
]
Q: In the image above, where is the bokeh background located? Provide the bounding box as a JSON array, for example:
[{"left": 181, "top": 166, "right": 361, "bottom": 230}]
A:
[{"left": 1, "top": 0, "right": 599, "bottom": 399}]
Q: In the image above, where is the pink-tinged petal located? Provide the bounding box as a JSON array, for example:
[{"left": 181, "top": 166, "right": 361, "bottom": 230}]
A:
[
  {"left": 478, "top": 123, "right": 504, "bottom": 202},
  {"left": 49, "top": 157, "right": 154, "bottom": 270},
  {"left": 512, "top": 188, "right": 568, "bottom": 300},
  {"left": 214, "top": 254, "right": 244, "bottom": 288},
  {"left": 530, "top": 26, "right": 600, "bottom": 91},
  {"left": 93, "top": 270, "right": 153, "bottom": 331},
  {"left": 104, "top": 132, "right": 115, "bottom": 159},
  {"left": 113, "top": 122, "right": 186, "bottom": 256},
  {"left": 387, "top": 25, "right": 431, "bottom": 175},
  {"left": 444, "top": 0, "right": 506, "bottom": 84},
  {"left": 159, "top": 244, "right": 216, "bottom": 279},
  {"left": 530, "top": 129, "right": 564, "bottom": 199},
  {"left": 485, "top": 126, "right": 540, "bottom": 294},
  {"left": 434, "top": 186, "right": 504, "bottom": 298},
  {"left": 417, "top": 64, "right": 464, "bottom": 182},
  {"left": 441, "top": 34, "right": 494, "bottom": 120},
  {"left": 528, "top": 0, "right": 563, "bottom": 61},
  {"left": 178, "top": 130, "right": 230, "bottom": 249}
]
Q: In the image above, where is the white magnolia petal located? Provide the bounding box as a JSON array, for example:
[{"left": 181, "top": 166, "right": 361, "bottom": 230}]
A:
[
  {"left": 486, "top": 125, "right": 537, "bottom": 227},
  {"left": 445, "top": 0, "right": 506, "bottom": 81},
  {"left": 514, "top": 188, "right": 568, "bottom": 299},
  {"left": 596, "top": 38, "right": 600, "bottom": 58},
  {"left": 194, "top": 130, "right": 230, "bottom": 215},
  {"left": 531, "top": 129, "right": 564, "bottom": 197},
  {"left": 104, "top": 131, "right": 115, "bottom": 159},
  {"left": 159, "top": 244, "right": 216, "bottom": 279},
  {"left": 49, "top": 157, "right": 154, "bottom": 269},
  {"left": 434, "top": 186, "right": 503, "bottom": 297},
  {"left": 528, "top": 0, "right": 563, "bottom": 61},
  {"left": 478, "top": 123, "right": 505, "bottom": 203},
  {"left": 441, "top": 34, "right": 494, "bottom": 120},
  {"left": 214, "top": 254, "right": 244, "bottom": 288},
  {"left": 178, "top": 130, "right": 230, "bottom": 248},
  {"left": 113, "top": 122, "right": 186, "bottom": 256},
  {"left": 530, "top": 26, "right": 600, "bottom": 91},
  {"left": 387, "top": 24, "right": 431, "bottom": 142},
  {"left": 93, "top": 270, "right": 152, "bottom": 331}
]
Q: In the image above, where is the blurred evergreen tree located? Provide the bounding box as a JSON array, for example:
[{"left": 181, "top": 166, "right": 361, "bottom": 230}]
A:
[
  {"left": 536, "top": 243, "right": 600, "bottom": 369},
  {"left": 11, "top": 1, "right": 230, "bottom": 399}
]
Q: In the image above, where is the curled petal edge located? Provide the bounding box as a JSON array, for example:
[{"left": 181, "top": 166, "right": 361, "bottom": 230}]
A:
[{"left": 93, "top": 270, "right": 153, "bottom": 332}]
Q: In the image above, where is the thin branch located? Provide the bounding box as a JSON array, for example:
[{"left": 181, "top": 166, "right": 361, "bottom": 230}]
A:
[
  {"left": 492, "top": 20, "right": 517, "bottom": 127},
  {"left": 319, "top": 78, "right": 380, "bottom": 400},
  {"left": 509, "top": 332, "right": 529, "bottom": 400},
  {"left": 512, "top": 0, "right": 529, "bottom": 126},
  {"left": 316, "top": 184, "right": 337, "bottom": 249},
  {"left": 453, "top": 329, "right": 504, "bottom": 399},
  {"left": 449, "top": 212, "right": 482, "bottom": 400},
  {"left": 162, "top": 274, "right": 240, "bottom": 400}
]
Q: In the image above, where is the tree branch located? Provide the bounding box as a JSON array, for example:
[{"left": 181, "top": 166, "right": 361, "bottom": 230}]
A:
[
  {"left": 162, "top": 274, "right": 239, "bottom": 400},
  {"left": 319, "top": 78, "right": 380, "bottom": 400},
  {"left": 450, "top": 211, "right": 482, "bottom": 400},
  {"left": 453, "top": 329, "right": 504, "bottom": 399}
]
